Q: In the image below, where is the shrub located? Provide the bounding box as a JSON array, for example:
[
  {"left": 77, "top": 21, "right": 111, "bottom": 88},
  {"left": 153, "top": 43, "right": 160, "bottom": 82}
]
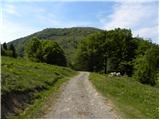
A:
[
  {"left": 41, "top": 40, "right": 67, "bottom": 66},
  {"left": 1, "top": 43, "right": 17, "bottom": 58},
  {"left": 25, "top": 37, "right": 67, "bottom": 66},
  {"left": 134, "top": 47, "right": 159, "bottom": 86},
  {"left": 25, "top": 37, "right": 42, "bottom": 62}
]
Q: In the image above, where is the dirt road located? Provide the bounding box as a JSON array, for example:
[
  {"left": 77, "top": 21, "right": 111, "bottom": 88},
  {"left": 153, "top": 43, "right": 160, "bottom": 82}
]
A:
[{"left": 43, "top": 72, "right": 119, "bottom": 119}]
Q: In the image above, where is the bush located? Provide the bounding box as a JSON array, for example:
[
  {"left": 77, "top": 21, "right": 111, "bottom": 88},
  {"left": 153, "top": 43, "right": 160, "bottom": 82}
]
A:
[
  {"left": 1, "top": 43, "right": 17, "bottom": 58},
  {"left": 25, "top": 37, "right": 67, "bottom": 66},
  {"left": 9, "top": 44, "right": 17, "bottom": 58},
  {"left": 134, "top": 47, "right": 159, "bottom": 86},
  {"left": 25, "top": 37, "right": 42, "bottom": 62},
  {"left": 41, "top": 40, "right": 67, "bottom": 66}
]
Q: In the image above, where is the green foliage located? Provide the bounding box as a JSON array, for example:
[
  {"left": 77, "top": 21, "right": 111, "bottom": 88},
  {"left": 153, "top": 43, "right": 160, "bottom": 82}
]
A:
[
  {"left": 74, "top": 28, "right": 158, "bottom": 86},
  {"left": 89, "top": 73, "right": 159, "bottom": 118},
  {"left": 3, "top": 42, "right": 7, "bottom": 50},
  {"left": 41, "top": 40, "right": 67, "bottom": 66},
  {"left": 105, "top": 28, "right": 136, "bottom": 75},
  {"left": 9, "top": 44, "right": 17, "bottom": 58},
  {"left": 25, "top": 37, "right": 67, "bottom": 66},
  {"left": 74, "top": 28, "right": 136, "bottom": 75},
  {"left": 74, "top": 31, "right": 106, "bottom": 71},
  {"left": 133, "top": 46, "right": 159, "bottom": 86},
  {"left": 1, "top": 43, "right": 17, "bottom": 58},
  {"left": 25, "top": 37, "right": 42, "bottom": 62},
  {"left": 133, "top": 37, "right": 153, "bottom": 55}
]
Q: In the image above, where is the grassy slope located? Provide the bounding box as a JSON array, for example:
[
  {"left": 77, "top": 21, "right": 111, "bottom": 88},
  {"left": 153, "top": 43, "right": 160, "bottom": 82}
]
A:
[
  {"left": 1, "top": 56, "right": 77, "bottom": 118},
  {"left": 89, "top": 73, "right": 159, "bottom": 119}
]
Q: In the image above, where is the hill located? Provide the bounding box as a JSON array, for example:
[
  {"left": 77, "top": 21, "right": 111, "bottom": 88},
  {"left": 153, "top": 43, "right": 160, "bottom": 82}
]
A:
[
  {"left": 8, "top": 27, "right": 102, "bottom": 65},
  {"left": 1, "top": 56, "right": 77, "bottom": 118}
]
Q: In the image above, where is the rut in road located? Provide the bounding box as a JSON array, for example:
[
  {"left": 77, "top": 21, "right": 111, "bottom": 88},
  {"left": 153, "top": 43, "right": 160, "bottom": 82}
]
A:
[{"left": 43, "top": 72, "right": 120, "bottom": 119}]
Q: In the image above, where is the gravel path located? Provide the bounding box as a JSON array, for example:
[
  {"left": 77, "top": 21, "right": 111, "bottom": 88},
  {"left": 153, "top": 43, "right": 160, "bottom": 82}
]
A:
[{"left": 43, "top": 72, "right": 119, "bottom": 119}]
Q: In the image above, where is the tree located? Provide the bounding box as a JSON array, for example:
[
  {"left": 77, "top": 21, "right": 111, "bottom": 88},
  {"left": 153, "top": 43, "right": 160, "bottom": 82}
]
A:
[
  {"left": 25, "top": 37, "right": 67, "bottom": 66},
  {"left": 74, "top": 28, "right": 136, "bottom": 75},
  {"left": 133, "top": 46, "right": 159, "bottom": 86},
  {"left": 74, "top": 31, "right": 106, "bottom": 71},
  {"left": 25, "top": 37, "right": 42, "bottom": 62},
  {"left": 1, "top": 43, "right": 17, "bottom": 58},
  {"left": 1, "top": 43, "right": 8, "bottom": 56},
  {"left": 3, "top": 42, "right": 7, "bottom": 50},
  {"left": 9, "top": 44, "right": 17, "bottom": 58},
  {"left": 104, "top": 28, "right": 136, "bottom": 75},
  {"left": 133, "top": 37, "right": 153, "bottom": 55},
  {"left": 1, "top": 44, "right": 6, "bottom": 56},
  {"left": 41, "top": 40, "right": 67, "bottom": 66}
]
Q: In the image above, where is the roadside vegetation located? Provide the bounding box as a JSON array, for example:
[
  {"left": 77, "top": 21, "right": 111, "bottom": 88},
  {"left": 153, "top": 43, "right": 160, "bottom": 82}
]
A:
[
  {"left": 1, "top": 56, "right": 77, "bottom": 118},
  {"left": 89, "top": 73, "right": 159, "bottom": 119}
]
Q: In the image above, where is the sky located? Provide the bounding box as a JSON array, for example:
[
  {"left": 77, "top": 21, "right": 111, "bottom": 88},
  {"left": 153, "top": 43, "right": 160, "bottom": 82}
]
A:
[{"left": 0, "top": 0, "right": 159, "bottom": 43}]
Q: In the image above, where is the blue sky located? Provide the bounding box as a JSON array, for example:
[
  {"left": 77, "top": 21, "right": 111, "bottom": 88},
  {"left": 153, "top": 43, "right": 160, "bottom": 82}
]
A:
[{"left": 0, "top": 0, "right": 159, "bottom": 43}]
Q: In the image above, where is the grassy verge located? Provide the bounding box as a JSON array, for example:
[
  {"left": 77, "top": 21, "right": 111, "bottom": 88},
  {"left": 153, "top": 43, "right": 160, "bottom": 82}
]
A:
[
  {"left": 89, "top": 73, "right": 159, "bottom": 119},
  {"left": 1, "top": 56, "right": 77, "bottom": 118}
]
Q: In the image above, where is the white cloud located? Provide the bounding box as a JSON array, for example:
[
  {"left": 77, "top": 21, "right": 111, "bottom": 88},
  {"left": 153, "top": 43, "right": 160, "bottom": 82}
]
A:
[
  {"left": 104, "top": 3, "right": 154, "bottom": 29},
  {"left": 0, "top": 3, "right": 54, "bottom": 43},
  {"left": 3, "top": 4, "right": 21, "bottom": 16},
  {"left": 133, "top": 26, "right": 158, "bottom": 43},
  {"left": 1, "top": 20, "right": 39, "bottom": 43},
  {"left": 100, "top": 1, "right": 158, "bottom": 43}
]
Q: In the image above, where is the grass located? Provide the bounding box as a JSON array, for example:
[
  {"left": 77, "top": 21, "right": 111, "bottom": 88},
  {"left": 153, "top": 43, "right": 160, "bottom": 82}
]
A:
[
  {"left": 89, "top": 73, "right": 159, "bottom": 119},
  {"left": 1, "top": 56, "right": 77, "bottom": 118}
]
